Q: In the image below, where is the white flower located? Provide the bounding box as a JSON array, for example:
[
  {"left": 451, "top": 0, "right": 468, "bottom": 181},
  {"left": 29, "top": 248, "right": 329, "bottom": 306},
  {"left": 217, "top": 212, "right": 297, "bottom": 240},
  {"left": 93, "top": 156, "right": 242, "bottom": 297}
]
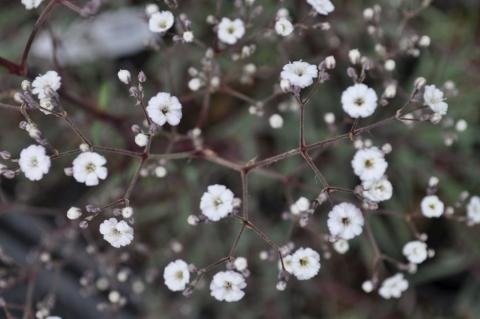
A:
[
  {"left": 117, "top": 70, "right": 131, "bottom": 84},
  {"left": 362, "top": 178, "right": 393, "bottom": 202},
  {"left": 291, "top": 247, "right": 321, "bottom": 280},
  {"left": 378, "top": 273, "right": 409, "bottom": 299},
  {"left": 19, "top": 145, "right": 51, "bottom": 181},
  {"left": 210, "top": 271, "right": 246, "bottom": 302},
  {"left": 306, "top": 0, "right": 335, "bottom": 15},
  {"left": 183, "top": 31, "right": 194, "bottom": 42},
  {"left": 135, "top": 133, "right": 148, "bottom": 147},
  {"left": 420, "top": 195, "right": 444, "bottom": 218},
  {"left": 148, "top": 11, "right": 174, "bottom": 33},
  {"left": 217, "top": 18, "right": 245, "bottom": 45},
  {"left": 351, "top": 147, "right": 388, "bottom": 182},
  {"left": 423, "top": 85, "right": 448, "bottom": 115},
  {"left": 290, "top": 196, "right": 310, "bottom": 215},
  {"left": 200, "top": 184, "right": 235, "bottom": 221},
  {"left": 188, "top": 78, "right": 202, "bottom": 91},
  {"left": 145, "top": 3, "right": 159, "bottom": 17},
  {"left": 72, "top": 152, "right": 108, "bottom": 186},
  {"left": 467, "top": 196, "right": 480, "bottom": 224},
  {"left": 22, "top": 0, "right": 43, "bottom": 10},
  {"left": 99, "top": 218, "right": 134, "bottom": 248},
  {"left": 269, "top": 113, "right": 284, "bottom": 129},
  {"left": 348, "top": 49, "right": 361, "bottom": 64},
  {"left": 67, "top": 206, "right": 82, "bottom": 220},
  {"left": 327, "top": 202, "right": 364, "bottom": 240},
  {"left": 31, "top": 71, "right": 61, "bottom": 99},
  {"left": 332, "top": 239, "right": 349, "bottom": 254},
  {"left": 341, "top": 84, "right": 378, "bottom": 118},
  {"left": 402, "top": 240, "right": 428, "bottom": 264},
  {"left": 234, "top": 257, "right": 248, "bottom": 271},
  {"left": 275, "top": 18, "right": 294, "bottom": 37},
  {"left": 163, "top": 259, "right": 190, "bottom": 291},
  {"left": 280, "top": 60, "right": 318, "bottom": 89},
  {"left": 146, "top": 92, "right": 182, "bottom": 126},
  {"left": 279, "top": 254, "right": 294, "bottom": 274}
]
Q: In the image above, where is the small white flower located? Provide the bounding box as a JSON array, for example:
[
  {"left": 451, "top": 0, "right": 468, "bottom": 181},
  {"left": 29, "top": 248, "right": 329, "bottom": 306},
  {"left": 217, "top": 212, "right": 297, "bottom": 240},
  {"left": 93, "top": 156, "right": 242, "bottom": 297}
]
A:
[
  {"left": 183, "top": 31, "right": 194, "bottom": 42},
  {"left": 420, "top": 195, "right": 444, "bottom": 218},
  {"left": 19, "top": 145, "right": 51, "bottom": 181},
  {"left": 384, "top": 59, "right": 396, "bottom": 71},
  {"left": 22, "top": 0, "right": 43, "bottom": 10},
  {"left": 163, "top": 259, "right": 190, "bottom": 291},
  {"left": 362, "top": 178, "right": 393, "bottom": 202},
  {"left": 467, "top": 196, "right": 480, "bottom": 224},
  {"left": 378, "top": 273, "right": 409, "bottom": 299},
  {"left": 146, "top": 92, "right": 182, "bottom": 126},
  {"left": 351, "top": 147, "right": 388, "bottom": 182},
  {"left": 333, "top": 239, "right": 349, "bottom": 254},
  {"left": 291, "top": 247, "right": 321, "bottom": 280},
  {"left": 455, "top": 119, "right": 467, "bottom": 132},
  {"left": 423, "top": 85, "right": 448, "bottom": 115},
  {"left": 200, "top": 184, "right": 235, "bottom": 221},
  {"left": 234, "top": 257, "right": 248, "bottom": 271},
  {"left": 188, "top": 78, "right": 202, "bottom": 91},
  {"left": 72, "top": 152, "right": 108, "bottom": 186},
  {"left": 362, "top": 280, "right": 374, "bottom": 293},
  {"left": 135, "top": 133, "right": 149, "bottom": 147},
  {"left": 154, "top": 166, "right": 167, "bottom": 178},
  {"left": 290, "top": 197, "right": 310, "bottom": 215},
  {"left": 67, "top": 206, "right": 82, "bottom": 220},
  {"left": 269, "top": 113, "right": 284, "bottom": 129},
  {"left": 122, "top": 206, "right": 134, "bottom": 219},
  {"left": 402, "top": 240, "right": 428, "bottom": 264},
  {"left": 31, "top": 71, "right": 61, "bottom": 99},
  {"left": 306, "top": 0, "right": 335, "bottom": 15},
  {"left": 145, "top": 3, "right": 159, "bottom": 17},
  {"left": 275, "top": 18, "right": 294, "bottom": 37},
  {"left": 280, "top": 60, "right": 318, "bottom": 89},
  {"left": 341, "top": 84, "right": 378, "bottom": 118},
  {"left": 217, "top": 18, "right": 245, "bottom": 45},
  {"left": 348, "top": 49, "right": 361, "bottom": 64},
  {"left": 278, "top": 254, "right": 294, "bottom": 274},
  {"left": 324, "top": 56, "right": 336, "bottom": 69},
  {"left": 149, "top": 11, "right": 175, "bottom": 33},
  {"left": 210, "top": 271, "right": 246, "bottom": 302},
  {"left": 117, "top": 70, "right": 131, "bottom": 84},
  {"left": 327, "top": 202, "right": 364, "bottom": 240},
  {"left": 99, "top": 218, "right": 134, "bottom": 248}
]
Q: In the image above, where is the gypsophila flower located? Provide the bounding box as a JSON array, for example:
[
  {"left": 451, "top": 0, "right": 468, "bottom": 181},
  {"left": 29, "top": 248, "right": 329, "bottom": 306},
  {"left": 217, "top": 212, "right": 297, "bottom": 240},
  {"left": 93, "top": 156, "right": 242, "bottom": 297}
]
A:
[
  {"left": 135, "top": 133, "right": 148, "bottom": 147},
  {"left": 362, "top": 178, "right": 393, "bottom": 202},
  {"left": 362, "top": 280, "right": 374, "bottom": 293},
  {"left": 117, "top": 70, "right": 131, "bottom": 84},
  {"left": 183, "top": 31, "right": 194, "bottom": 42},
  {"left": 402, "top": 240, "right": 428, "bottom": 264},
  {"left": 210, "top": 271, "right": 246, "bottom": 302},
  {"left": 217, "top": 18, "right": 245, "bottom": 45},
  {"left": 341, "top": 84, "right": 378, "bottom": 118},
  {"left": 352, "top": 147, "right": 388, "bottom": 182},
  {"left": 234, "top": 257, "right": 248, "bottom": 271},
  {"left": 420, "top": 195, "right": 444, "bottom": 218},
  {"left": 378, "top": 273, "right": 409, "bottom": 299},
  {"left": 67, "top": 206, "right": 82, "bottom": 220},
  {"left": 148, "top": 11, "right": 174, "bottom": 33},
  {"left": 269, "top": 113, "right": 284, "bottom": 129},
  {"left": 72, "top": 152, "right": 108, "bottom": 186},
  {"left": 145, "top": 3, "right": 159, "bottom": 16},
  {"left": 306, "top": 0, "right": 335, "bottom": 16},
  {"left": 22, "top": 0, "right": 43, "bottom": 10},
  {"left": 467, "top": 196, "right": 480, "bottom": 224},
  {"left": 333, "top": 239, "right": 349, "bottom": 254},
  {"left": 163, "top": 259, "right": 190, "bottom": 291},
  {"left": 31, "top": 71, "right": 61, "bottom": 99},
  {"left": 19, "top": 145, "right": 51, "bottom": 181},
  {"left": 275, "top": 18, "right": 294, "bottom": 37},
  {"left": 188, "top": 78, "right": 202, "bottom": 91},
  {"left": 290, "top": 247, "right": 321, "bottom": 280},
  {"left": 290, "top": 197, "right": 310, "bottom": 215},
  {"left": 200, "top": 184, "right": 235, "bottom": 221},
  {"left": 327, "top": 202, "right": 364, "bottom": 240},
  {"left": 146, "top": 92, "right": 182, "bottom": 126},
  {"left": 423, "top": 85, "right": 448, "bottom": 115},
  {"left": 99, "top": 218, "right": 134, "bottom": 248},
  {"left": 280, "top": 60, "right": 318, "bottom": 89}
]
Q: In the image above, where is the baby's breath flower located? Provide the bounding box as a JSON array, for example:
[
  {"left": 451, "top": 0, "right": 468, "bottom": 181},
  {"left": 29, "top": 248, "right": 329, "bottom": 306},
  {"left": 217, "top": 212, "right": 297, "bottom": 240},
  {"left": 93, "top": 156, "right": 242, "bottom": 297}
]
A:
[
  {"left": 146, "top": 92, "right": 182, "bottom": 126},
  {"left": 424, "top": 85, "right": 448, "bottom": 115},
  {"left": 466, "top": 196, "right": 480, "bottom": 224},
  {"left": 306, "top": 0, "right": 335, "bottom": 16},
  {"left": 210, "top": 271, "right": 246, "bottom": 302},
  {"left": 378, "top": 273, "right": 408, "bottom": 299},
  {"left": 420, "top": 195, "right": 444, "bottom": 218},
  {"left": 22, "top": 0, "right": 43, "bottom": 10},
  {"left": 149, "top": 11, "right": 174, "bottom": 33},
  {"left": 341, "top": 84, "right": 378, "bottom": 118},
  {"left": 19, "top": 145, "right": 51, "bottom": 181},
  {"left": 290, "top": 247, "right": 321, "bottom": 280},
  {"left": 333, "top": 239, "right": 349, "bottom": 254},
  {"left": 290, "top": 197, "right": 310, "bottom": 215},
  {"left": 280, "top": 60, "right": 318, "bottom": 89},
  {"left": 351, "top": 147, "right": 388, "bottom": 182},
  {"left": 200, "top": 185, "right": 235, "bottom": 221},
  {"left": 163, "top": 259, "right": 190, "bottom": 291},
  {"left": 217, "top": 18, "right": 245, "bottom": 45},
  {"left": 269, "top": 113, "right": 284, "bottom": 129},
  {"left": 327, "top": 202, "right": 364, "bottom": 240},
  {"left": 72, "top": 152, "right": 108, "bottom": 186},
  {"left": 402, "top": 240, "right": 428, "bottom": 264},
  {"left": 134, "top": 133, "right": 148, "bottom": 147},
  {"left": 117, "top": 70, "right": 131, "bottom": 85},
  {"left": 67, "top": 206, "right": 82, "bottom": 220},
  {"left": 275, "top": 18, "right": 294, "bottom": 37},
  {"left": 362, "top": 177, "right": 393, "bottom": 202},
  {"left": 182, "top": 31, "right": 194, "bottom": 43},
  {"left": 99, "top": 218, "right": 134, "bottom": 248},
  {"left": 31, "top": 71, "right": 61, "bottom": 99}
]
